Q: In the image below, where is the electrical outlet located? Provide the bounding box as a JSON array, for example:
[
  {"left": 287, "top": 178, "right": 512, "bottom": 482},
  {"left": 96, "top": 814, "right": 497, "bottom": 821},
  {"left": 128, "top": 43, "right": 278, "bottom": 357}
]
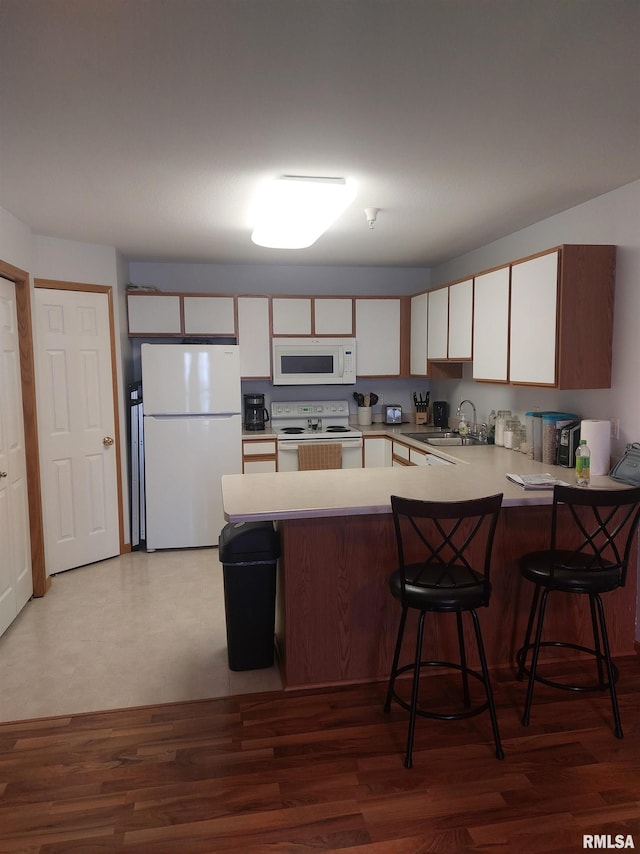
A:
[{"left": 610, "top": 417, "right": 620, "bottom": 440}]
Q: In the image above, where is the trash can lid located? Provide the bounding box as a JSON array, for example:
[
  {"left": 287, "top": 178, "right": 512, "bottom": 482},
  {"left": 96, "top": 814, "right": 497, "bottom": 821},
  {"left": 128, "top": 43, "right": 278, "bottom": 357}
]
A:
[{"left": 219, "top": 521, "right": 280, "bottom": 563}]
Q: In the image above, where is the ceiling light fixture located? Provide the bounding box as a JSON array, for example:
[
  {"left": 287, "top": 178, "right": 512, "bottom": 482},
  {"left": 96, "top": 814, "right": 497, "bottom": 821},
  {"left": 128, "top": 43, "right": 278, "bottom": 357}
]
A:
[{"left": 251, "top": 176, "right": 356, "bottom": 249}]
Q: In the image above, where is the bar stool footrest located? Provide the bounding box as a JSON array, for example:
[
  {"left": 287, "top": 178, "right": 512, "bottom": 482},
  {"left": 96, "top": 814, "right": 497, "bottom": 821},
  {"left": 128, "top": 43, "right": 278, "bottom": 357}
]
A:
[
  {"left": 516, "top": 640, "right": 619, "bottom": 692},
  {"left": 388, "top": 659, "right": 490, "bottom": 720}
]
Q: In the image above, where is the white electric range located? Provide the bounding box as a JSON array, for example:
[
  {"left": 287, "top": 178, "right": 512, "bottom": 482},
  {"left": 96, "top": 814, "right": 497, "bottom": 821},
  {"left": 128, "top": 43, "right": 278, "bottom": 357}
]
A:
[{"left": 271, "top": 400, "right": 363, "bottom": 472}]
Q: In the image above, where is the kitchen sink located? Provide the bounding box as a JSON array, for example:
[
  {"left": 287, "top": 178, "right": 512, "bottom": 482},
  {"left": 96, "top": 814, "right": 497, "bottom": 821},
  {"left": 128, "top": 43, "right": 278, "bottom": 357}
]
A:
[{"left": 404, "top": 432, "right": 483, "bottom": 447}]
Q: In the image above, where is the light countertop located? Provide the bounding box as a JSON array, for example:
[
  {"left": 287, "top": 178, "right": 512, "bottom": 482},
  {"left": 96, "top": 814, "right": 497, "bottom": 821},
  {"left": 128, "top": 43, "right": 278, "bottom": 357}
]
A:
[{"left": 223, "top": 435, "right": 619, "bottom": 522}]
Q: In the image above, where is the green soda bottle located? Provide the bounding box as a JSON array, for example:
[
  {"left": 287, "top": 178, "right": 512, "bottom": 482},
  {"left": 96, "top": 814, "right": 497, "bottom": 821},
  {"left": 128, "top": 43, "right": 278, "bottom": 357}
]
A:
[{"left": 575, "top": 438, "right": 591, "bottom": 486}]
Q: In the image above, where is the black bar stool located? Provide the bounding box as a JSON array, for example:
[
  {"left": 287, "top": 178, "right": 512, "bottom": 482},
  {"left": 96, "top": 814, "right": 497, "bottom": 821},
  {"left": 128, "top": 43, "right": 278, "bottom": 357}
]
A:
[
  {"left": 384, "top": 493, "right": 504, "bottom": 768},
  {"left": 516, "top": 484, "right": 640, "bottom": 738}
]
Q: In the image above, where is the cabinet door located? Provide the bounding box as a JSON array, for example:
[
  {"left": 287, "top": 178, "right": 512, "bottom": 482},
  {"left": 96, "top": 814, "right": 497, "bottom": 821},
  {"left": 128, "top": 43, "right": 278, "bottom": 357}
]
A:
[
  {"left": 237, "top": 297, "right": 271, "bottom": 378},
  {"left": 409, "top": 447, "right": 429, "bottom": 465},
  {"left": 473, "top": 267, "right": 510, "bottom": 382},
  {"left": 272, "top": 298, "right": 312, "bottom": 335},
  {"left": 242, "top": 439, "right": 277, "bottom": 473},
  {"left": 183, "top": 296, "right": 235, "bottom": 336},
  {"left": 355, "top": 298, "right": 401, "bottom": 376},
  {"left": 510, "top": 251, "right": 558, "bottom": 385},
  {"left": 448, "top": 278, "right": 473, "bottom": 360},
  {"left": 127, "top": 294, "right": 181, "bottom": 335},
  {"left": 391, "top": 440, "right": 411, "bottom": 466},
  {"left": 427, "top": 287, "right": 448, "bottom": 359},
  {"left": 410, "top": 292, "right": 428, "bottom": 375},
  {"left": 363, "top": 435, "right": 389, "bottom": 468},
  {"left": 313, "top": 298, "right": 353, "bottom": 335}
]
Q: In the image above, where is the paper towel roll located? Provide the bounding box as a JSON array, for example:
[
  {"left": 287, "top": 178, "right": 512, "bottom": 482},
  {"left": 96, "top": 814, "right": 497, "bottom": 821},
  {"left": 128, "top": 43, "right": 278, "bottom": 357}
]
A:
[{"left": 580, "top": 419, "right": 611, "bottom": 476}]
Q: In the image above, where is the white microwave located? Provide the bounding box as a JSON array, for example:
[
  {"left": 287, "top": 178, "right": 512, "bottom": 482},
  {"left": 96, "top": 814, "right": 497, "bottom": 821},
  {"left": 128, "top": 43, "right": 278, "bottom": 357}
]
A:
[{"left": 272, "top": 337, "right": 356, "bottom": 385}]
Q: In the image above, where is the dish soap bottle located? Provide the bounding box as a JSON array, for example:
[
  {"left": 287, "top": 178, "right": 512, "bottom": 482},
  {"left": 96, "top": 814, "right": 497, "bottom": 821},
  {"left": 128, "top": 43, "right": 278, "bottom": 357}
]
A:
[
  {"left": 575, "top": 438, "right": 591, "bottom": 486},
  {"left": 458, "top": 413, "right": 469, "bottom": 436}
]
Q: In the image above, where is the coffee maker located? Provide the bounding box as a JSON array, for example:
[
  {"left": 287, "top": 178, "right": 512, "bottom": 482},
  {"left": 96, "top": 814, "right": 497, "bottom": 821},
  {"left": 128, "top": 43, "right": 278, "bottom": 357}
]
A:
[
  {"left": 243, "top": 393, "right": 269, "bottom": 431},
  {"left": 432, "top": 401, "right": 449, "bottom": 429}
]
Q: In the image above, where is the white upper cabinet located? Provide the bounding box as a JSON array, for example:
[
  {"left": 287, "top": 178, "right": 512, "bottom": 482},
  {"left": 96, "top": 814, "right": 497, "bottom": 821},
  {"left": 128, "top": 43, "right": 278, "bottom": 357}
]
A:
[
  {"left": 410, "top": 292, "right": 428, "bottom": 375},
  {"left": 509, "top": 251, "right": 558, "bottom": 385},
  {"left": 183, "top": 296, "right": 236, "bottom": 335},
  {"left": 473, "top": 266, "right": 510, "bottom": 382},
  {"left": 355, "top": 298, "right": 401, "bottom": 376},
  {"left": 313, "top": 298, "right": 353, "bottom": 335},
  {"left": 128, "top": 293, "right": 237, "bottom": 336},
  {"left": 447, "top": 278, "right": 473, "bottom": 360},
  {"left": 127, "top": 294, "right": 181, "bottom": 335},
  {"left": 237, "top": 296, "right": 271, "bottom": 378},
  {"left": 508, "top": 245, "right": 615, "bottom": 389},
  {"left": 272, "top": 298, "right": 312, "bottom": 335},
  {"left": 426, "top": 287, "right": 448, "bottom": 359}
]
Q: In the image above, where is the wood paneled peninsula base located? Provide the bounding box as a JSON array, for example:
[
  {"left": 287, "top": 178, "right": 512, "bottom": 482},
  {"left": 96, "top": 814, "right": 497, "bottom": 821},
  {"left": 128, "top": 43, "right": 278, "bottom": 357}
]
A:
[{"left": 221, "top": 450, "right": 637, "bottom": 691}]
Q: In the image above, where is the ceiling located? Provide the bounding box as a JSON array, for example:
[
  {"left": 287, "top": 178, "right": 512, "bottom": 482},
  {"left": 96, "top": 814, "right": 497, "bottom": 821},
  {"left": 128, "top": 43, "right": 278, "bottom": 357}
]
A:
[{"left": 1, "top": 0, "right": 639, "bottom": 268}]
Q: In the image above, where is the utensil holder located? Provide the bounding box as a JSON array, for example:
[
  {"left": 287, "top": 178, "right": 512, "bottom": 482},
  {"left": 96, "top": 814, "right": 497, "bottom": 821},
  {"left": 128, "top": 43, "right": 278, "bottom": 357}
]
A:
[{"left": 357, "top": 406, "right": 372, "bottom": 426}]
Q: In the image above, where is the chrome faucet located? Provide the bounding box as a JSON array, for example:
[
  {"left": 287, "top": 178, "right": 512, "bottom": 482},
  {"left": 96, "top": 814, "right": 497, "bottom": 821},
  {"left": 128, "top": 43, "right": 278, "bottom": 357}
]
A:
[{"left": 457, "top": 399, "right": 477, "bottom": 434}]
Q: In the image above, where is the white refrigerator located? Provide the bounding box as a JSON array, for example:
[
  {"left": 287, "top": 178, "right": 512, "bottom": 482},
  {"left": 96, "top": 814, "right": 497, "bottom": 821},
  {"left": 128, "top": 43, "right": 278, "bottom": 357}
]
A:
[{"left": 141, "top": 343, "right": 242, "bottom": 550}]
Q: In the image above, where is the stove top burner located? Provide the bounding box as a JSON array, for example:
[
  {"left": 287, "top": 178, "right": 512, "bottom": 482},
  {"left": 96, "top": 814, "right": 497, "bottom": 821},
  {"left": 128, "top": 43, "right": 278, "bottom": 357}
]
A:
[
  {"left": 281, "top": 427, "right": 305, "bottom": 434},
  {"left": 326, "top": 425, "right": 350, "bottom": 433}
]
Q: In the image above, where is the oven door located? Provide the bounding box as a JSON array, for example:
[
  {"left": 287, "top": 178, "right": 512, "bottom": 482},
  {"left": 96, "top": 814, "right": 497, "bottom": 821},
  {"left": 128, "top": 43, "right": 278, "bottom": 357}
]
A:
[{"left": 277, "top": 438, "right": 363, "bottom": 472}]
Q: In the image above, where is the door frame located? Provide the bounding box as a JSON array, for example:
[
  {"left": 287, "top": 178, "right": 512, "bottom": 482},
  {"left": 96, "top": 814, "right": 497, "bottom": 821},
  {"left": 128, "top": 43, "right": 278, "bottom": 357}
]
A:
[
  {"left": 34, "top": 278, "right": 126, "bottom": 566},
  {"left": 0, "top": 260, "right": 47, "bottom": 596}
]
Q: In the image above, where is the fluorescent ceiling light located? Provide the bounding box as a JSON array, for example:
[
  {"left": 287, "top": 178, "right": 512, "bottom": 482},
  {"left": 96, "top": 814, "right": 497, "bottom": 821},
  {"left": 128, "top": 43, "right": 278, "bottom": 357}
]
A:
[{"left": 251, "top": 176, "right": 356, "bottom": 249}]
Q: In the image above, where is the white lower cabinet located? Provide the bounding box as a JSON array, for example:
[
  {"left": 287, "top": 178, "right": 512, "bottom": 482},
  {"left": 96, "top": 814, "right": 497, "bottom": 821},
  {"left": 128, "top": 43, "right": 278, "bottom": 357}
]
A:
[
  {"left": 409, "top": 447, "right": 429, "bottom": 465},
  {"left": 391, "top": 440, "right": 411, "bottom": 466},
  {"left": 242, "top": 438, "right": 277, "bottom": 473},
  {"left": 363, "top": 436, "right": 392, "bottom": 468}
]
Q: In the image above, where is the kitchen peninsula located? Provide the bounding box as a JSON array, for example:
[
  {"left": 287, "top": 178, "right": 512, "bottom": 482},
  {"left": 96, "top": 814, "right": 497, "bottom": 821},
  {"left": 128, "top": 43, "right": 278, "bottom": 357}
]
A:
[{"left": 221, "top": 441, "right": 637, "bottom": 690}]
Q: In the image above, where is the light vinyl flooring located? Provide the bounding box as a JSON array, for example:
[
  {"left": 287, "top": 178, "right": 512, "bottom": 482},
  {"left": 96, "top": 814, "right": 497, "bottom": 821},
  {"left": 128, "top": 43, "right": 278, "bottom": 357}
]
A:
[{"left": 0, "top": 548, "right": 282, "bottom": 723}]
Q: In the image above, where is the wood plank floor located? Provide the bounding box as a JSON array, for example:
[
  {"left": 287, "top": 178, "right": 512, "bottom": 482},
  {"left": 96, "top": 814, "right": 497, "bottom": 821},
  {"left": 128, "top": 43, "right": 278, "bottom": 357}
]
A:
[{"left": 0, "top": 656, "right": 639, "bottom": 853}]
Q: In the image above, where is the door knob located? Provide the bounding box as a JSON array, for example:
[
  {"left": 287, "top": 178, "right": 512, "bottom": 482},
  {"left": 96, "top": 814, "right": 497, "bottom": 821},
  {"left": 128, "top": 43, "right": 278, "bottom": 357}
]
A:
[
  {"left": 103, "top": 436, "right": 114, "bottom": 447},
  {"left": 0, "top": 472, "right": 7, "bottom": 478}
]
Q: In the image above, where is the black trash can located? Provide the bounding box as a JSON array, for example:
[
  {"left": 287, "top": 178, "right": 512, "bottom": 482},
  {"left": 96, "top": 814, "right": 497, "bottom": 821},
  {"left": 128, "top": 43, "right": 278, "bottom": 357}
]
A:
[{"left": 218, "top": 521, "right": 281, "bottom": 671}]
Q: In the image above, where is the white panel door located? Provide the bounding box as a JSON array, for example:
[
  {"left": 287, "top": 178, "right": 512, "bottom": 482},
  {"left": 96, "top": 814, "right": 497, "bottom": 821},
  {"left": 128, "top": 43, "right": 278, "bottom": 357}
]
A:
[
  {"left": 0, "top": 277, "right": 33, "bottom": 637},
  {"left": 35, "top": 288, "right": 119, "bottom": 575}
]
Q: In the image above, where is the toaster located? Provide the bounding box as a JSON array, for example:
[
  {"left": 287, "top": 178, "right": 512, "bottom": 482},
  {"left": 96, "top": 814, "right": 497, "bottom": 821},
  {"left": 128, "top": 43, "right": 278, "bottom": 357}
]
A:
[{"left": 385, "top": 404, "right": 403, "bottom": 424}]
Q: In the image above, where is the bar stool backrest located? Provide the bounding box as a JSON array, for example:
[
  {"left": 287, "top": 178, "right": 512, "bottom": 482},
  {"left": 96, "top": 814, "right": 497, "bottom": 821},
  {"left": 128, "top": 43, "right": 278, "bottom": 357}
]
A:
[
  {"left": 550, "top": 485, "right": 640, "bottom": 584},
  {"left": 390, "top": 493, "right": 503, "bottom": 600}
]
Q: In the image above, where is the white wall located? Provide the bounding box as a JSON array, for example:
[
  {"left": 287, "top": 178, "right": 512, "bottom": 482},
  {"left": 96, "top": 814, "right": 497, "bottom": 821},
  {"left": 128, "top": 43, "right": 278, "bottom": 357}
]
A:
[
  {"left": 0, "top": 206, "right": 34, "bottom": 271},
  {"left": 428, "top": 179, "right": 640, "bottom": 457},
  {"left": 129, "top": 260, "right": 430, "bottom": 296}
]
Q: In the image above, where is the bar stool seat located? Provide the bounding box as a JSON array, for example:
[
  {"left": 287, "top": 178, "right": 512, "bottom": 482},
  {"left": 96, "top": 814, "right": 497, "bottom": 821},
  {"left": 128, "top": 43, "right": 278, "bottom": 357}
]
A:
[
  {"left": 516, "top": 484, "right": 640, "bottom": 739},
  {"left": 384, "top": 492, "right": 504, "bottom": 768}
]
